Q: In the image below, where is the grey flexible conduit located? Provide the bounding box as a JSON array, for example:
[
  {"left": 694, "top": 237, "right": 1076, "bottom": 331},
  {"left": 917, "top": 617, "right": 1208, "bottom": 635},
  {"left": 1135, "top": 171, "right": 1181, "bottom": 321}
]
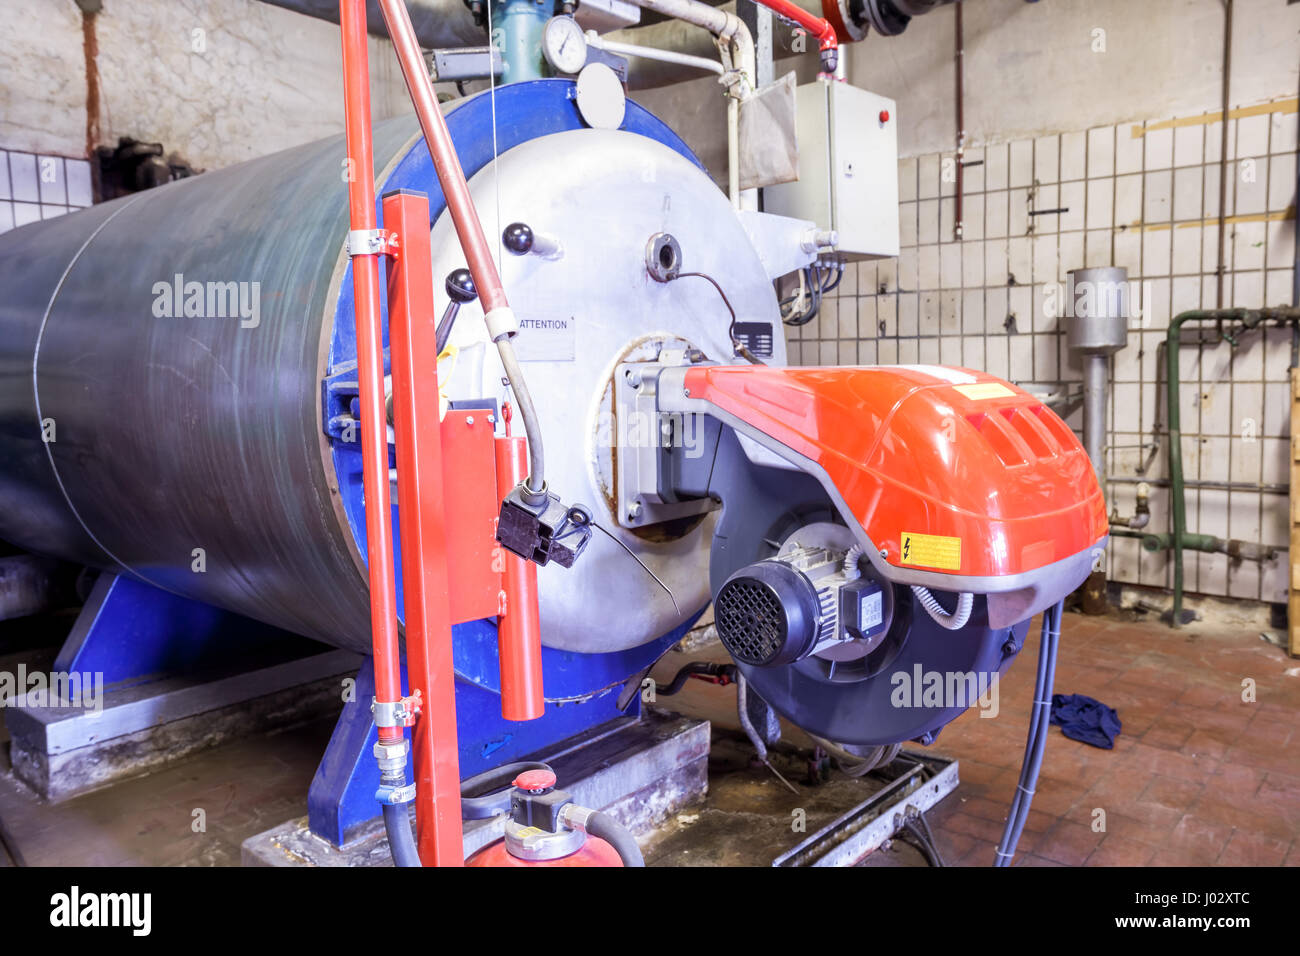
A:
[
  {"left": 910, "top": 586, "right": 974, "bottom": 630},
  {"left": 993, "top": 601, "right": 1062, "bottom": 867},
  {"left": 497, "top": 339, "right": 546, "bottom": 493}
]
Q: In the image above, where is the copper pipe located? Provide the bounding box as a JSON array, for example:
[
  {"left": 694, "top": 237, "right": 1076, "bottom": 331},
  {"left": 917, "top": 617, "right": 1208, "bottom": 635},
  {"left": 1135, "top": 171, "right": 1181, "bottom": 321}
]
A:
[{"left": 376, "top": 0, "right": 546, "bottom": 493}]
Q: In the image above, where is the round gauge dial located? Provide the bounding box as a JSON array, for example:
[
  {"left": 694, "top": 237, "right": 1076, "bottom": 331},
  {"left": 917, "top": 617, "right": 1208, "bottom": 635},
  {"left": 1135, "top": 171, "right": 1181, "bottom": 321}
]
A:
[{"left": 542, "top": 16, "right": 588, "bottom": 75}]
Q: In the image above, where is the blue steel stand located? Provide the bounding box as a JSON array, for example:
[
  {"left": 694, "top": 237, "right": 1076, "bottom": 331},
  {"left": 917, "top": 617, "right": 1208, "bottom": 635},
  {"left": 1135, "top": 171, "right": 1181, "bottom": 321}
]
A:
[
  {"left": 56, "top": 573, "right": 329, "bottom": 685},
  {"left": 5, "top": 572, "right": 356, "bottom": 803}
]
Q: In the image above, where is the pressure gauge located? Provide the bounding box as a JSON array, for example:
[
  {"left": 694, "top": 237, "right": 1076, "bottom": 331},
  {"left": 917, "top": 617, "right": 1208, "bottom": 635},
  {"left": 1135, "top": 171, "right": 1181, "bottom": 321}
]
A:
[{"left": 542, "top": 16, "right": 587, "bottom": 75}]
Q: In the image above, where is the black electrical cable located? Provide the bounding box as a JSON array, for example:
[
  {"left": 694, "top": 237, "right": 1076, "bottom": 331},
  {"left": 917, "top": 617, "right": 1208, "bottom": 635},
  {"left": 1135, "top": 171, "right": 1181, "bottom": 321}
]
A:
[
  {"left": 820, "top": 261, "right": 845, "bottom": 294},
  {"left": 671, "top": 270, "right": 764, "bottom": 364},
  {"left": 901, "top": 813, "right": 946, "bottom": 867},
  {"left": 783, "top": 266, "right": 823, "bottom": 327},
  {"left": 654, "top": 660, "right": 736, "bottom": 696}
]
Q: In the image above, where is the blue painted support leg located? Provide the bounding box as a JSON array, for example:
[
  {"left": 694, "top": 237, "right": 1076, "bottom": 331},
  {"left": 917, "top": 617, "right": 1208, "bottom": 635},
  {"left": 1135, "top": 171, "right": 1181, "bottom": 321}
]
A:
[
  {"left": 306, "top": 613, "right": 706, "bottom": 848},
  {"left": 57, "top": 572, "right": 327, "bottom": 687},
  {"left": 307, "top": 656, "right": 638, "bottom": 847}
]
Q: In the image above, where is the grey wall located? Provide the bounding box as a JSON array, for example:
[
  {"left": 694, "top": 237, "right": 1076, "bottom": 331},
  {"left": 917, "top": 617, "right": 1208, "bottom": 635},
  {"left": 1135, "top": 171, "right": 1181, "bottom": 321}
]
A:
[
  {"left": 0, "top": 0, "right": 414, "bottom": 172},
  {"left": 633, "top": 0, "right": 1300, "bottom": 177}
]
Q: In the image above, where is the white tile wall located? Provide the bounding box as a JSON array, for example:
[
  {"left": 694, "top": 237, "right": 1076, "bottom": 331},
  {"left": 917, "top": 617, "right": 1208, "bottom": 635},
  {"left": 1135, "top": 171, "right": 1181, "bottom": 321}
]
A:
[
  {"left": 787, "top": 97, "right": 1300, "bottom": 606},
  {"left": 0, "top": 151, "right": 94, "bottom": 232}
]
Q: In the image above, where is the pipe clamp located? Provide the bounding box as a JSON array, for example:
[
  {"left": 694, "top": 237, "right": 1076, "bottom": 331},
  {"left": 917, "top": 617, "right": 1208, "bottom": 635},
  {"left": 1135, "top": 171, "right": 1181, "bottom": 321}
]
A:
[
  {"left": 372, "top": 693, "right": 420, "bottom": 729},
  {"left": 347, "top": 228, "right": 396, "bottom": 257},
  {"left": 376, "top": 782, "right": 417, "bottom": 805}
]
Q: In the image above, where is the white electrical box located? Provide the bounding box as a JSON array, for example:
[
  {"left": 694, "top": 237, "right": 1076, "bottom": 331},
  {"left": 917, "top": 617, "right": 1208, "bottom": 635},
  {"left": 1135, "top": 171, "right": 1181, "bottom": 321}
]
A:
[{"left": 764, "top": 81, "right": 899, "bottom": 262}]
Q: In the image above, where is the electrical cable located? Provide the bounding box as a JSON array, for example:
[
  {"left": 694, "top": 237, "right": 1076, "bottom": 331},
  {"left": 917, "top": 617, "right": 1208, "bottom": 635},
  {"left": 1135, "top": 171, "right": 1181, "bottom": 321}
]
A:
[
  {"left": 670, "top": 269, "right": 764, "bottom": 364},
  {"left": 900, "top": 812, "right": 946, "bottom": 867}
]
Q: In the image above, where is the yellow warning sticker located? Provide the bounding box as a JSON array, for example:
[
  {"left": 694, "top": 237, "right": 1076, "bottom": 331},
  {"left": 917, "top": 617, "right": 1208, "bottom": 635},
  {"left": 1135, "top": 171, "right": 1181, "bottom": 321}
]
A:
[
  {"left": 900, "top": 532, "right": 962, "bottom": 571},
  {"left": 954, "top": 382, "right": 1016, "bottom": 401}
]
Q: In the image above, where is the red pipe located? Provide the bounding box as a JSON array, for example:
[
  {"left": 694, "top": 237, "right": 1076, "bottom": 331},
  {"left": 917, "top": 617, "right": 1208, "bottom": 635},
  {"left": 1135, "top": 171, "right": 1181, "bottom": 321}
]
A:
[
  {"left": 495, "top": 406, "right": 545, "bottom": 721},
  {"left": 338, "top": 0, "right": 403, "bottom": 743},
  {"left": 376, "top": 0, "right": 509, "bottom": 314},
  {"left": 757, "top": 0, "right": 838, "bottom": 54}
]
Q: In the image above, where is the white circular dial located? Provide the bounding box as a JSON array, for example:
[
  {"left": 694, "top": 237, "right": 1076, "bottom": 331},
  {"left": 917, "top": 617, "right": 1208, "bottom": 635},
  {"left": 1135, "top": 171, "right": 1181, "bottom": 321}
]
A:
[{"left": 542, "top": 16, "right": 587, "bottom": 75}]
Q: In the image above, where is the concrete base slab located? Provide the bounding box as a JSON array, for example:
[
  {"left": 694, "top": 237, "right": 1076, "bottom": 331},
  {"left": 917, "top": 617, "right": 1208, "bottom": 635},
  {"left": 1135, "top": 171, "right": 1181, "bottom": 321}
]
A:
[
  {"left": 242, "top": 710, "right": 710, "bottom": 866},
  {"left": 7, "top": 649, "right": 360, "bottom": 801}
]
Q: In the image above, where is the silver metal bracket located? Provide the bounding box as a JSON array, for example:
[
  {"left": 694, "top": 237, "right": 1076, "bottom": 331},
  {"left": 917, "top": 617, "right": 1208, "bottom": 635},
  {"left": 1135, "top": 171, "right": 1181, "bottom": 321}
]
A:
[
  {"left": 346, "top": 228, "right": 394, "bottom": 258},
  {"left": 613, "top": 349, "right": 720, "bottom": 531}
]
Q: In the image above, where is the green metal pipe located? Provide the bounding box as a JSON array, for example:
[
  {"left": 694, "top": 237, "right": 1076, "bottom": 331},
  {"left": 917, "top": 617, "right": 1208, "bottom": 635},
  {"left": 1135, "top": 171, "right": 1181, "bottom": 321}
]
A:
[
  {"left": 1141, "top": 531, "right": 1222, "bottom": 554},
  {"left": 496, "top": 0, "right": 552, "bottom": 84},
  {"left": 1164, "top": 308, "right": 1299, "bottom": 625}
]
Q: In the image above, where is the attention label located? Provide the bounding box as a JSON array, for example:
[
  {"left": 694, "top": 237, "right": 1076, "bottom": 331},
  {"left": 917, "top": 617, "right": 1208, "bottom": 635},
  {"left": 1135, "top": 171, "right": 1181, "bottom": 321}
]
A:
[
  {"left": 900, "top": 532, "right": 962, "bottom": 571},
  {"left": 514, "top": 312, "right": 576, "bottom": 362},
  {"left": 954, "top": 382, "right": 1015, "bottom": 401}
]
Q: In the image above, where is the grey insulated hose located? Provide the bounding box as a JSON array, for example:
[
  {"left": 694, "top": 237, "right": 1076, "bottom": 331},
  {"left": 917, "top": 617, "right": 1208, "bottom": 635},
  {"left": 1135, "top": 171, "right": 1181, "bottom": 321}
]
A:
[
  {"left": 586, "top": 811, "right": 645, "bottom": 867},
  {"left": 993, "top": 601, "right": 1062, "bottom": 866},
  {"left": 383, "top": 802, "right": 421, "bottom": 868},
  {"left": 911, "top": 587, "right": 974, "bottom": 630}
]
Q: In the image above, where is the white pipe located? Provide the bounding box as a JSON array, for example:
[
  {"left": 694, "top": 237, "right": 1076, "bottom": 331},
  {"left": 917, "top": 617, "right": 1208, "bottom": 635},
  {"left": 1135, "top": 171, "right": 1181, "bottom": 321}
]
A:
[
  {"left": 624, "top": 0, "right": 755, "bottom": 90},
  {"left": 727, "top": 98, "right": 741, "bottom": 209},
  {"left": 623, "top": 0, "right": 757, "bottom": 210},
  {"left": 586, "top": 32, "right": 724, "bottom": 75}
]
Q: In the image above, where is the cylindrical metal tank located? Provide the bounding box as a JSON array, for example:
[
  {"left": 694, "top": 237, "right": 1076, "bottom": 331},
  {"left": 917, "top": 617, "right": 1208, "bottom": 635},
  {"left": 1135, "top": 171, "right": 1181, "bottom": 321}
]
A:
[
  {"left": 0, "top": 81, "right": 782, "bottom": 684},
  {"left": 1065, "top": 266, "right": 1130, "bottom": 488},
  {"left": 1066, "top": 266, "right": 1130, "bottom": 355}
]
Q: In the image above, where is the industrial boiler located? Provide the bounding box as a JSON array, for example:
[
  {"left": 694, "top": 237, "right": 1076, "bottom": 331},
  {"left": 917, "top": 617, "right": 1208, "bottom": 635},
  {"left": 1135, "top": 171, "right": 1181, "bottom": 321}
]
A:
[{"left": 0, "top": 0, "right": 1105, "bottom": 867}]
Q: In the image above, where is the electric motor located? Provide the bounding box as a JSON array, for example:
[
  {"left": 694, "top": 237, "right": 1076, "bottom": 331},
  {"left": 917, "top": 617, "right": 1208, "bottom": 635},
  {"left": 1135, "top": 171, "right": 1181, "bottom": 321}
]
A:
[{"left": 714, "top": 545, "right": 890, "bottom": 668}]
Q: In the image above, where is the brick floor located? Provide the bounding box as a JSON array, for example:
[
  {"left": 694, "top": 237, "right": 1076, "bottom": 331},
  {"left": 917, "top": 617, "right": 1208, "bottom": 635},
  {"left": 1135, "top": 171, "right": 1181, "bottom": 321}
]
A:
[{"left": 925, "top": 611, "right": 1300, "bottom": 867}]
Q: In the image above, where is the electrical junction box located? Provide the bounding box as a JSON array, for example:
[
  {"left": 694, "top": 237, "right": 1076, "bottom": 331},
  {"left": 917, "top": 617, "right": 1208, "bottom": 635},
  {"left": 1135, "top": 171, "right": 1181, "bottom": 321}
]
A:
[{"left": 763, "top": 80, "right": 899, "bottom": 262}]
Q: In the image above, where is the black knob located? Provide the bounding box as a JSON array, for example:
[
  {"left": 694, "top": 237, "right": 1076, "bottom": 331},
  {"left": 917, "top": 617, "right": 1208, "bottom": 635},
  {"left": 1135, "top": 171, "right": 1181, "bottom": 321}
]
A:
[
  {"left": 445, "top": 268, "right": 477, "bottom": 303},
  {"left": 502, "top": 222, "right": 534, "bottom": 255}
]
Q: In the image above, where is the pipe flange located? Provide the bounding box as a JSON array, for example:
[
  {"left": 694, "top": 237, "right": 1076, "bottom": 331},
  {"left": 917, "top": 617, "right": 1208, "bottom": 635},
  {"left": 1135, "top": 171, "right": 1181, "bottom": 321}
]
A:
[{"left": 646, "top": 232, "right": 682, "bottom": 282}]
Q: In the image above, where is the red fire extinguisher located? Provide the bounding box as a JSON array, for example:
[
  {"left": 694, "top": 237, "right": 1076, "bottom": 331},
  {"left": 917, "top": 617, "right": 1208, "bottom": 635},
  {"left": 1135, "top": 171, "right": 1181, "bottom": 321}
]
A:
[{"left": 466, "top": 768, "right": 644, "bottom": 867}]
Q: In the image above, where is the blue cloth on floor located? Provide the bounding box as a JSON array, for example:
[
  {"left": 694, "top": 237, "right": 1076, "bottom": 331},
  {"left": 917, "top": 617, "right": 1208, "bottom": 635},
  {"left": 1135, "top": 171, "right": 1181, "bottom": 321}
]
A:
[{"left": 1049, "top": 693, "right": 1122, "bottom": 749}]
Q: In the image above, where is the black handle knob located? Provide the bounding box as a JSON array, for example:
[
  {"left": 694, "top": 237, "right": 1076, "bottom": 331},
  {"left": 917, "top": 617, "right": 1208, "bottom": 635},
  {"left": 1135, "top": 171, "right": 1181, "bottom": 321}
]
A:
[
  {"left": 445, "top": 268, "right": 477, "bottom": 303},
  {"left": 502, "top": 222, "right": 534, "bottom": 255}
]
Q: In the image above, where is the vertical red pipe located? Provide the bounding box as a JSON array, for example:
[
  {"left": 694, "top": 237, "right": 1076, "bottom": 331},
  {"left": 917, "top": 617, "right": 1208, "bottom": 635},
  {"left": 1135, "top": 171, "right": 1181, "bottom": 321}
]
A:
[
  {"left": 385, "top": 190, "right": 464, "bottom": 865},
  {"left": 495, "top": 409, "right": 544, "bottom": 721},
  {"left": 339, "top": 0, "right": 403, "bottom": 742}
]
